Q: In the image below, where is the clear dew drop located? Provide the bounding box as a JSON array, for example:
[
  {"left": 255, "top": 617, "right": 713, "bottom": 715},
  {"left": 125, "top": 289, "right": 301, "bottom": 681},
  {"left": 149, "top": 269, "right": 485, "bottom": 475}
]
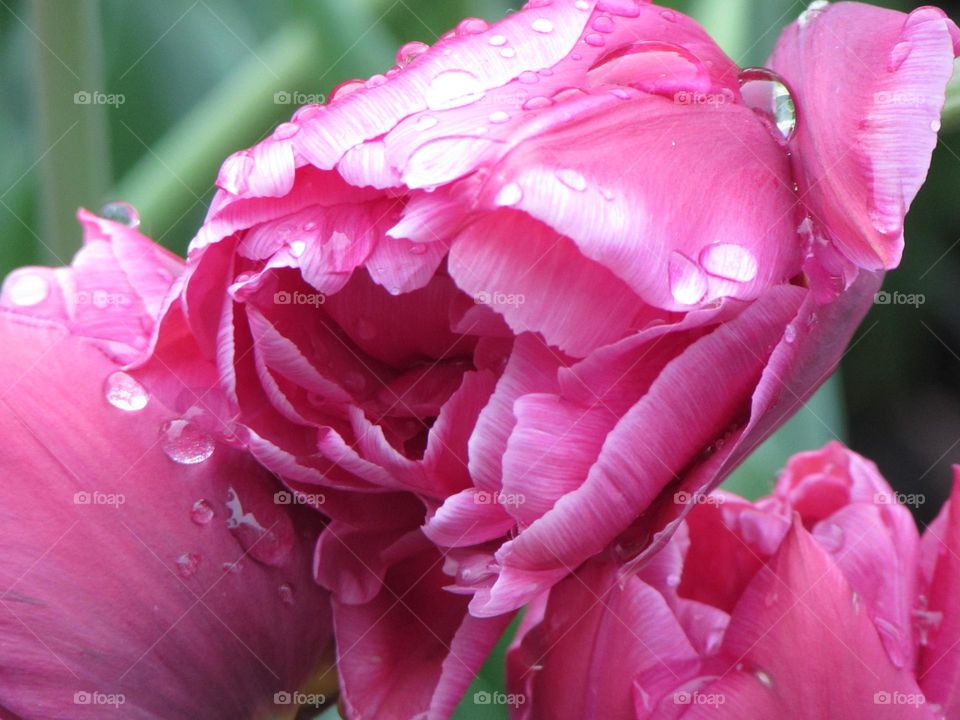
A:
[
  {"left": 660, "top": 9, "right": 678, "bottom": 22},
  {"left": 365, "top": 74, "right": 388, "bottom": 89},
  {"left": 416, "top": 115, "right": 439, "bottom": 131},
  {"left": 160, "top": 418, "right": 215, "bottom": 465},
  {"left": 531, "top": 18, "right": 554, "bottom": 33},
  {"left": 932, "top": 118, "right": 942, "bottom": 133},
  {"left": 100, "top": 201, "right": 141, "bottom": 229},
  {"left": 278, "top": 583, "right": 295, "bottom": 605},
  {"left": 784, "top": 324, "right": 798, "bottom": 344},
  {"left": 397, "top": 41, "right": 430, "bottom": 67},
  {"left": 488, "top": 34, "right": 508, "bottom": 47},
  {"left": 798, "top": 0, "right": 829, "bottom": 28},
  {"left": 190, "top": 498, "right": 214, "bottom": 526},
  {"left": 500, "top": 47, "right": 517, "bottom": 59},
  {"left": 426, "top": 69, "right": 485, "bottom": 110},
  {"left": 575, "top": 0, "right": 590, "bottom": 9},
  {"left": 592, "top": 16, "right": 615, "bottom": 33},
  {"left": 495, "top": 182, "right": 524, "bottom": 207},
  {"left": 518, "top": 70, "right": 539, "bottom": 85},
  {"left": 330, "top": 79, "right": 365, "bottom": 102},
  {"left": 489, "top": 110, "right": 510, "bottom": 124},
  {"left": 273, "top": 122, "right": 299, "bottom": 140},
  {"left": 522, "top": 96, "right": 553, "bottom": 110},
  {"left": 665, "top": 573, "right": 681, "bottom": 588},
  {"left": 584, "top": 33, "right": 606, "bottom": 47},
  {"left": 175, "top": 552, "right": 201, "bottom": 579},
  {"left": 699, "top": 243, "right": 758, "bottom": 283},
  {"left": 738, "top": 67, "right": 797, "bottom": 142},
  {"left": 668, "top": 251, "right": 708, "bottom": 306},
  {"left": 288, "top": 239, "right": 306, "bottom": 258},
  {"left": 755, "top": 670, "right": 774, "bottom": 689},
  {"left": 457, "top": 17, "right": 489, "bottom": 36},
  {"left": 224, "top": 487, "right": 294, "bottom": 567},
  {"left": 6, "top": 273, "right": 49, "bottom": 307},
  {"left": 104, "top": 371, "right": 149, "bottom": 412},
  {"left": 556, "top": 168, "right": 588, "bottom": 192}
]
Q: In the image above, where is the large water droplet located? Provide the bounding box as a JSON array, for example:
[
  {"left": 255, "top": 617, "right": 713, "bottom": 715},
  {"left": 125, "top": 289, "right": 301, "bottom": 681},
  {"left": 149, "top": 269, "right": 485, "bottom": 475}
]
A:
[
  {"left": 699, "top": 243, "right": 758, "bottom": 283},
  {"left": 175, "top": 552, "right": 201, "bottom": 579},
  {"left": 798, "top": 0, "right": 829, "bottom": 28},
  {"left": 427, "top": 70, "right": 485, "bottom": 110},
  {"left": 100, "top": 201, "right": 141, "bottom": 229},
  {"left": 330, "top": 79, "right": 365, "bottom": 102},
  {"left": 489, "top": 110, "right": 510, "bottom": 124},
  {"left": 190, "top": 499, "right": 214, "bottom": 526},
  {"left": 592, "top": 16, "right": 615, "bottom": 33},
  {"left": 500, "top": 47, "right": 516, "bottom": 59},
  {"left": 488, "top": 34, "right": 507, "bottom": 47},
  {"left": 397, "top": 41, "right": 430, "bottom": 66},
  {"left": 522, "top": 96, "right": 553, "bottom": 111},
  {"left": 531, "top": 18, "right": 554, "bottom": 33},
  {"left": 224, "top": 487, "right": 294, "bottom": 567},
  {"left": 755, "top": 670, "right": 774, "bottom": 688},
  {"left": 6, "top": 273, "right": 49, "bottom": 306},
  {"left": 457, "top": 17, "right": 489, "bottom": 35},
  {"left": 575, "top": 0, "right": 590, "bottom": 9},
  {"left": 669, "top": 252, "right": 708, "bottom": 305},
  {"left": 495, "top": 182, "right": 524, "bottom": 207},
  {"left": 104, "top": 371, "right": 149, "bottom": 412},
  {"left": 584, "top": 33, "right": 606, "bottom": 47},
  {"left": 738, "top": 68, "right": 797, "bottom": 142},
  {"left": 160, "top": 419, "right": 215, "bottom": 465}
]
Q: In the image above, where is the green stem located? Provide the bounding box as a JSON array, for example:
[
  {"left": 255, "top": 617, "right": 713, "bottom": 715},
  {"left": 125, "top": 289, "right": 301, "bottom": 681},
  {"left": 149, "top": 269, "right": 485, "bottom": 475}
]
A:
[
  {"left": 30, "top": 0, "right": 110, "bottom": 263},
  {"left": 111, "top": 22, "right": 320, "bottom": 243}
]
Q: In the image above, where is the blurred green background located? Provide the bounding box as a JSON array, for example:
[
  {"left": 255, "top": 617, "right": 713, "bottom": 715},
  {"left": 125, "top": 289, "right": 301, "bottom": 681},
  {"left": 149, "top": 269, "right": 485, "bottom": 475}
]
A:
[{"left": 1, "top": 1, "right": 958, "bottom": 717}]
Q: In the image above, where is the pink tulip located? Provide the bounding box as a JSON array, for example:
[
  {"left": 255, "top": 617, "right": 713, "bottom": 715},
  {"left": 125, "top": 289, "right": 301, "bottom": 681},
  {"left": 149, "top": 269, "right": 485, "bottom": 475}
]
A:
[
  {"left": 135, "top": 0, "right": 958, "bottom": 647},
  {"left": 508, "top": 443, "right": 960, "bottom": 718},
  {"left": 0, "top": 215, "right": 334, "bottom": 718}
]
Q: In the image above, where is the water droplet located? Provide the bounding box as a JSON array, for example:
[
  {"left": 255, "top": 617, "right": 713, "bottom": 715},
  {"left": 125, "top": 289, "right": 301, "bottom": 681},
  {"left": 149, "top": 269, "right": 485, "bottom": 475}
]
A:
[
  {"left": 104, "top": 371, "right": 149, "bottom": 412},
  {"left": 665, "top": 573, "right": 681, "bottom": 588},
  {"left": 597, "top": 0, "right": 643, "bottom": 16},
  {"left": 575, "top": 0, "right": 590, "bottom": 9},
  {"left": 816, "top": 522, "right": 845, "bottom": 553},
  {"left": 592, "top": 16, "right": 615, "bottom": 33},
  {"left": 365, "top": 73, "right": 388, "bottom": 89},
  {"left": 427, "top": 70, "right": 485, "bottom": 110},
  {"left": 669, "top": 252, "right": 708, "bottom": 305},
  {"left": 532, "top": 18, "right": 554, "bottom": 33},
  {"left": 556, "top": 168, "right": 587, "bottom": 192},
  {"left": 225, "top": 487, "right": 294, "bottom": 567},
  {"left": 273, "top": 122, "right": 299, "bottom": 140},
  {"left": 278, "top": 583, "right": 295, "bottom": 605},
  {"left": 488, "top": 34, "right": 507, "bottom": 47},
  {"left": 409, "top": 243, "right": 428, "bottom": 255},
  {"left": 160, "top": 419, "right": 215, "bottom": 465},
  {"left": 888, "top": 41, "right": 912, "bottom": 72},
  {"left": 5, "top": 273, "right": 49, "bottom": 307},
  {"left": 302, "top": 221, "right": 318, "bottom": 232},
  {"left": 489, "top": 110, "right": 510, "bottom": 124},
  {"left": 222, "top": 561, "right": 242, "bottom": 574},
  {"left": 660, "top": 9, "right": 678, "bottom": 22},
  {"left": 699, "top": 243, "right": 758, "bottom": 283},
  {"left": 175, "top": 552, "right": 201, "bottom": 579},
  {"left": 798, "top": 0, "right": 829, "bottom": 28},
  {"left": 495, "top": 182, "right": 524, "bottom": 207},
  {"left": 932, "top": 118, "right": 942, "bottom": 133},
  {"left": 755, "top": 670, "right": 774, "bottom": 688},
  {"left": 500, "top": 47, "right": 516, "bottom": 59},
  {"left": 704, "top": 628, "right": 724, "bottom": 654},
  {"left": 518, "top": 71, "right": 539, "bottom": 85},
  {"left": 288, "top": 239, "right": 306, "bottom": 258},
  {"left": 190, "top": 499, "right": 214, "bottom": 526},
  {"left": 330, "top": 79, "right": 366, "bottom": 102},
  {"left": 738, "top": 67, "right": 797, "bottom": 142},
  {"left": 397, "top": 41, "right": 430, "bottom": 66},
  {"left": 100, "top": 201, "right": 141, "bottom": 229},
  {"left": 784, "top": 324, "right": 797, "bottom": 344},
  {"left": 522, "top": 96, "right": 553, "bottom": 110},
  {"left": 457, "top": 17, "right": 489, "bottom": 35},
  {"left": 584, "top": 33, "right": 606, "bottom": 47}
]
